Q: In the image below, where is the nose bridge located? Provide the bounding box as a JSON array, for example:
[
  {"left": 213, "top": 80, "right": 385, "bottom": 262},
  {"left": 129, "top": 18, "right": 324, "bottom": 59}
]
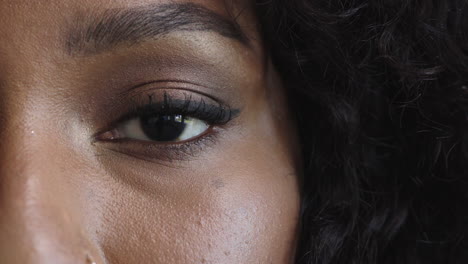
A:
[
  {"left": 0, "top": 6, "right": 105, "bottom": 261},
  {"left": 0, "top": 109, "right": 102, "bottom": 264}
]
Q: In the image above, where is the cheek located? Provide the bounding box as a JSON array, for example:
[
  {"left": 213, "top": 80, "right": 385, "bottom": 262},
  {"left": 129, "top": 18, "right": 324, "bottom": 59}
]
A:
[
  {"left": 198, "top": 154, "right": 300, "bottom": 264},
  {"left": 90, "top": 128, "right": 300, "bottom": 264},
  {"left": 95, "top": 160, "right": 300, "bottom": 264}
]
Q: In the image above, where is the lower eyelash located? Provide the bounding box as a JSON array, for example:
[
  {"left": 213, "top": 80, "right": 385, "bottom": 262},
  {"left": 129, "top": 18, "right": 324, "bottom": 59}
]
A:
[{"left": 98, "top": 128, "right": 219, "bottom": 163}]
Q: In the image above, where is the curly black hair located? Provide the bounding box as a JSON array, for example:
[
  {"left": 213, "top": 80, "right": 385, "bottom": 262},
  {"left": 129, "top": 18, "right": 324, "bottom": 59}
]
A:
[{"left": 256, "top": 0, "right": 468, "bottom": 263}]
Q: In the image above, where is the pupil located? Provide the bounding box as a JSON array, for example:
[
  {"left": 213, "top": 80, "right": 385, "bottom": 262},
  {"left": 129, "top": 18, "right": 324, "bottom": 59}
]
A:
[{"left": 140, "top": 114, "right": 186, "bottom": 141}]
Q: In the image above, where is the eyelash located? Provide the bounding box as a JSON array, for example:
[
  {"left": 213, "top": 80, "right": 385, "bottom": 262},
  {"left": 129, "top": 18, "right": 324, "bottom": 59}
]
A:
[
  {"left": 105, "top": 130, "right": 219, "bottom": 163},
  {"left": 95, "top": 92, "right": 239, "bottom": 162},
  {"left": 125, "top": 93, "right": 237, "bottom": 126}
]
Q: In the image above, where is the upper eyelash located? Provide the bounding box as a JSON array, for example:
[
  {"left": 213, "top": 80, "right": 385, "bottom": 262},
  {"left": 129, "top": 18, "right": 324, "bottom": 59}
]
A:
[{"left": 123, "top": 92, "right": 240, "bottom": 125}]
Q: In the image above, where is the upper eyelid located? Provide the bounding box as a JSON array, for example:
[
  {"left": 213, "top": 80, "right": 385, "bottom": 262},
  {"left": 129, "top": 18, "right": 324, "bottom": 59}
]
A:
[{"left": 118, "top": 81, "right": 227, "bottom": 105}]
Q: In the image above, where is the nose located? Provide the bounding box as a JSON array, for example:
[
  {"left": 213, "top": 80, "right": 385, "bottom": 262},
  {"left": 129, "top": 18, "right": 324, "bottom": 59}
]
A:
[{"left": 0, "top": 114, "right": 105, "bottom": 264}]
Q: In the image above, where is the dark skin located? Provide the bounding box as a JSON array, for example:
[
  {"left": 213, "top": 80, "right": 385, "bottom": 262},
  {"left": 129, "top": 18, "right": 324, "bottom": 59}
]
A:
[{"left": 0, "top": 0, "right": 300, "bottom": 263}]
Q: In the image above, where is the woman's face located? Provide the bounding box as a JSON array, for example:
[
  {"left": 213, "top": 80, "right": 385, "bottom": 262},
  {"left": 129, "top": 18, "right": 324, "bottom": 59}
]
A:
[{"left": 0, "top": 0, "right": 300, "bottom": 263}]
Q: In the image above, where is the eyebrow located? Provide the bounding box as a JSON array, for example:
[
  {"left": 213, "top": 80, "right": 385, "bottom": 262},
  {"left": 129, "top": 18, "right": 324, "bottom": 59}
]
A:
[{"left": 66, "top": 3, "right": 248, "bottom": 55}]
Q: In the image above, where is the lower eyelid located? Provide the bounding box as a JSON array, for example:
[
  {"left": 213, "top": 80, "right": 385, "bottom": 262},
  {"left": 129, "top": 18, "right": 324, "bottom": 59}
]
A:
[{"left": 96, "top": 128, "right": 220, "bottom": 163}]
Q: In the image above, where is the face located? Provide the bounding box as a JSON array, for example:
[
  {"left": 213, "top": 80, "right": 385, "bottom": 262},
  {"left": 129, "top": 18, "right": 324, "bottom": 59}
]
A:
[{"left": 0, "top": 0, "right": 300, "bottom": 263}]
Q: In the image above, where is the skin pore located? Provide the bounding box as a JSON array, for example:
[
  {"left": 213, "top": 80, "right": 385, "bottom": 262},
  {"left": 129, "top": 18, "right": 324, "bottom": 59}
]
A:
[{"left": 0, "top": 0, "right": 300, "bottom": 263}]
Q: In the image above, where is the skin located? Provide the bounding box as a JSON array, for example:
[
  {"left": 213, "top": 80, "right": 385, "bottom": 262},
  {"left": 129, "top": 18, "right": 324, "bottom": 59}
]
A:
[{"left": 0, "top": 0, "right": 300, "bottom": 263}]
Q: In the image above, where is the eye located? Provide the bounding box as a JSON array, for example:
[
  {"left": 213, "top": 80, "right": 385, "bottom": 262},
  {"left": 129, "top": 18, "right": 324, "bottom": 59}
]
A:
[
  {"left": 95, "top": 93, "right": 240, "bottom": 147},
  {"left": 117, "top": 114, "right": 210, "bottom": 142},
  {"left": 94, "top": 93, "right": 241, "bottom": 161}
]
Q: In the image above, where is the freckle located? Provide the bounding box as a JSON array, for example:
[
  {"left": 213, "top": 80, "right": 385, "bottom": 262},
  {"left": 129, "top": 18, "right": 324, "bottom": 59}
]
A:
[
  {"left": 211, "top": 179, "right": 225, "bottom": 189},
  {"left": 196, "top": 219, "right": 207, "bottom": 228}
]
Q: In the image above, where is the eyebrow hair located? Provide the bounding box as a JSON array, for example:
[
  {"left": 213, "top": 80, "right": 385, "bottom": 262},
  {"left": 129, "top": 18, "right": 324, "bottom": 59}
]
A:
[{"left": 66, "top": 3, "right": 248, "bottom": 55}]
